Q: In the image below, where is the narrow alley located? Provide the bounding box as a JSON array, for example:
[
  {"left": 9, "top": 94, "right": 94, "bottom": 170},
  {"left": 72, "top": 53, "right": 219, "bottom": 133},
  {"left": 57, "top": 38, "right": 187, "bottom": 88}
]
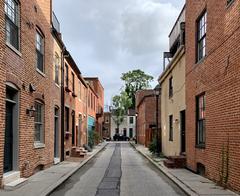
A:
[{"left": 50, "top": 143, "right": 186, "bottom": 196}]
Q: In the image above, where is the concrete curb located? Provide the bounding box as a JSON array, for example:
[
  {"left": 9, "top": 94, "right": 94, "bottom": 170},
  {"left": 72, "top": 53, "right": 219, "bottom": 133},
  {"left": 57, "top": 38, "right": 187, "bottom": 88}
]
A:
[
  {"left": 129, "top": 142, "right": 198, "bottom": 196},
  {"left": 42, "top": 143, "right": 108, "bottom": 196}
]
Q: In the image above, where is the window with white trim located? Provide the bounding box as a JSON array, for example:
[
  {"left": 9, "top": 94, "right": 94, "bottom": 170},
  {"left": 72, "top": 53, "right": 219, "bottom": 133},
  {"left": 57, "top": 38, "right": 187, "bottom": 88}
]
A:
[
  {"left": 197, "top": 11, "right": 207, "bottom": 62},
  {"left": 196, "top": 93, "right": 206, "bottom": 146},
  {"left": 54, "top": 53, "right": 60, "bottom": 85},
  {"left": 34, "top": 101, "right": 44, "bottom": 143},
  {"left": 5, "top": 0, "right": 20, "bottom": 50},
  {"left": 36, "top": 31, "right": 44, "bottom": 73}
]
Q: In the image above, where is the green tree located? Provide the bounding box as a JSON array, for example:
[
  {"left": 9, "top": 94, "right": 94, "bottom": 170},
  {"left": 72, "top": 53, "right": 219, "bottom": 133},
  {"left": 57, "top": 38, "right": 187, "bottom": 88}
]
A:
[
  {"left": 121, "top": 69, "right": 154, "bottom": 108},
  {"left": 112, "top": 92, "right": 132, "bottom": 132}
]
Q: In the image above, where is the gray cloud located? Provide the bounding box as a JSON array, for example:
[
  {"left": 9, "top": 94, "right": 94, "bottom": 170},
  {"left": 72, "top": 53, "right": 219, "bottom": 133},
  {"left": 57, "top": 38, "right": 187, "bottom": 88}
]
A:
[{"left": 53, "top": 0, "right": 185, "bottom": 105}]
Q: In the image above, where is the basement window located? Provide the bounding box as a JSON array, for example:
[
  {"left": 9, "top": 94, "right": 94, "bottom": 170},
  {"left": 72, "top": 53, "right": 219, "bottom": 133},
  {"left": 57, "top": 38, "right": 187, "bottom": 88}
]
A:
[{"left": 227, "top": 0, "right": 235, "bottom": 6}]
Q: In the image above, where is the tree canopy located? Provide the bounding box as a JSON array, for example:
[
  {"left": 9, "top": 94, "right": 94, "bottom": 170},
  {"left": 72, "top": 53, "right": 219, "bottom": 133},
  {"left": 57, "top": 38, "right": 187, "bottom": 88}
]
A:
[
  {"left": 111, "top": 92, "right": 132, "bottom": 129},
  {"left": 121, "top": 69, "right": 153, "bottom": 108}
]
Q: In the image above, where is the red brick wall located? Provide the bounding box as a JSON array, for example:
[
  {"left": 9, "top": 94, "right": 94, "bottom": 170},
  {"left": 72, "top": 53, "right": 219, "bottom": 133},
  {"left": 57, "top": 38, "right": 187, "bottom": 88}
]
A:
[
  {"left": 0, "top": 0, "right": 6, "bottom": 186},
  {"left": 186, "top": 0, "right": 240, "bottom": 191},
  {"left": 85, "top": 78, "right": 104, "bottom": 139},
  {"left": 136, "top": 90, "right": 159, "bottom": 146},
  {"left": 0, "top": 0, "right": 55, "bottom": 182}
]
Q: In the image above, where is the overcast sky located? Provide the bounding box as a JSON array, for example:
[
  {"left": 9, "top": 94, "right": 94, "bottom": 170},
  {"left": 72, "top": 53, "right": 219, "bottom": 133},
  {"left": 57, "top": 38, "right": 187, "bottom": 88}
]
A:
[{"left": 53, "top": 0, "right": 185, "bottom": 106}]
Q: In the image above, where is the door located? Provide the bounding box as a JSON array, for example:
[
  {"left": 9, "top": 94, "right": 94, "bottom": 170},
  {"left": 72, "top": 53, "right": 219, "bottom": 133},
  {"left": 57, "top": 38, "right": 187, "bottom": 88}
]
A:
[
  {"left": 72, "top": 111, "right": 75, "bottom": 145},
  {"left": 4, "top": 102, "right": 14, "bottom": 173},
  {"left": 129, "top": 128, "right": 133, "bottom": 138},
  {"left": 78, "top": 115, "right": 82, "bottom": 146},
  {"left": 54, "top": 107, "right": 59, "bottom": 158},
  {"left": 180, "top": 110, "right": 186, "bottom": 153},
  {"left": 123, "top": 129, "right": 127, "bottom": 137}
]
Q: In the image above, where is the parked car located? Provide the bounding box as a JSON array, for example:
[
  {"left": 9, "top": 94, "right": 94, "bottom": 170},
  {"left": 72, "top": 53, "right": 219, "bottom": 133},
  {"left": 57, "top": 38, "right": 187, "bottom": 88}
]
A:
[{"left": 113, "top": 133, "right": 130, "bottom": 141}]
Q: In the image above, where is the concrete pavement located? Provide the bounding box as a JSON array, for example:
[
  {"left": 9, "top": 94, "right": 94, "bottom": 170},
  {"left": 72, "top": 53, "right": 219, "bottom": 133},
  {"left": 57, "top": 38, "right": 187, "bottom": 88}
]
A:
[
  {"left": 51, "top": 142, "right": 186, "bottom": 196},
  {"left": 0, "top": 142, "right": 107, "bottom": 196},
  {"left": 131, "top": 142, "right": 239, "bottom": 196}
]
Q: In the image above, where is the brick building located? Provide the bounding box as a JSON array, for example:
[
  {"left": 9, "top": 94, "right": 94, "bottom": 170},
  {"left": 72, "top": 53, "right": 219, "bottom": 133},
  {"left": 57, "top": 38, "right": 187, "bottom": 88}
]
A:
[
  {"left": 103, "top": 112, "right": 111, "bottom": 140},
  {"left": 0, "top": 0, "right": 56, "bottom": 187},
  {"left": 185, "top": 0, "right": 240, "bottom": 191},
  {"left": 84, "top": 77, "right": 104, "bottom": 140},
  {"left": 63, "top": 52, "right": 89, "bottom": 158},
  {"left": 51, "top": 12, "right": 64, "bottom": 164},
  {"left": 159, "top": 5, "right": 186, "bottom": 157},
  {"left": 0, "top": 0, "right": 6, "bottom": 188},
  {"left": 136, "top": 90, "right": 159, "bottom": 147},
  {"left": 86, "top": 83, "right": 98, "bottom": 146}
]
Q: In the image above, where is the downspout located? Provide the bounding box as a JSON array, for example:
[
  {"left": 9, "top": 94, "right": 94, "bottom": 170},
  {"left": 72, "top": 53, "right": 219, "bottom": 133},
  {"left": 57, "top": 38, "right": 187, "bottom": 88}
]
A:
[
  {"left": 60, "top": 46, "right": 66, "bottom": 162},
  {"left": 86, "top": 86, "right": 88, "bottom": 145}
]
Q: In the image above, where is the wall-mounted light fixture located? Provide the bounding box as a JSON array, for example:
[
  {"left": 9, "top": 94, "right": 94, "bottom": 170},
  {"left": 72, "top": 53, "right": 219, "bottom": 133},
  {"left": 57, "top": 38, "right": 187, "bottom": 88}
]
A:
[
  {"left": 26, "top": 106, "right": 36, "bottom": 117},
  {"left": 174, "top": 119, "right": 179, "bottom": 124},
  {"left": 29, "top": 83, "right": 36, "bottom": 92}
]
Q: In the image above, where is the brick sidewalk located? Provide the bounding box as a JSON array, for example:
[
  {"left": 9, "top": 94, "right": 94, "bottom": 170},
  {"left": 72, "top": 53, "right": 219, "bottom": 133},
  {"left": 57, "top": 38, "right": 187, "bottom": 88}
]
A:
[{"left": 130, "top": 142, "right": 239, "bottom": 196}]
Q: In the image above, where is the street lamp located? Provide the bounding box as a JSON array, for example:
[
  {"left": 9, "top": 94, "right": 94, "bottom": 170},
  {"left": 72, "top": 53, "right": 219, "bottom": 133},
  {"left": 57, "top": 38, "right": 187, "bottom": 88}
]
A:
[
  {"left": 135, "top": 112, "right": 138, "bottom": 144},
  {"left": 154, "top": 84, "right": 161, "bottom": 156}
]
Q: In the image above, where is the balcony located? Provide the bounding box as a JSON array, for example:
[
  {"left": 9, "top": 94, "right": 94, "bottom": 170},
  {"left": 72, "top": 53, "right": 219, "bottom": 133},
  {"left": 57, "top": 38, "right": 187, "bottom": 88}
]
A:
[
  {"left": 52, "top": 12, "right": 60, "bottom": 33},
  {"left": 168, "top": 5, "right": 185, "bottom": 55},
  {"left": 163, "top": 5, "right": 185, "bottom": 70}
]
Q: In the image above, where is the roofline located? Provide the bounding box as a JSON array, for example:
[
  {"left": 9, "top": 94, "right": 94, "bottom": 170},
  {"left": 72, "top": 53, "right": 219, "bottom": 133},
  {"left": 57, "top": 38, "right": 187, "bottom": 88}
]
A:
[
  {"left": 158, "top": 46, "right": 185, "bottom": 83},
  {"left": 51, "top": 28, "right": 65, "bottom": 49},
  {"left": 136, "top": 91, "right": 155, "bottom": 108},
  {"left": 65, "top": 50, "right": 82, "bottom": 76},
  {"left": 84, "top": 77, "right": 104, "bottom": 90}
]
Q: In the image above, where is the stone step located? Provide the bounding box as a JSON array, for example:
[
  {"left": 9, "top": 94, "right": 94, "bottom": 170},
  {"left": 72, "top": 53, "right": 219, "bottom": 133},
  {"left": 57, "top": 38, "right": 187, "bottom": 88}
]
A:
[
  {"left": 163, "top": 160, "right": 175, "bottom": 169},
  {"left": 165, "top": 156, "right": 186, "bottom": 168},
  {"left": 3, "top": 171, "right": 20, "bottom": 185},
  {"left": 4, "top": 178, "right": 28, "bottom": 191}
]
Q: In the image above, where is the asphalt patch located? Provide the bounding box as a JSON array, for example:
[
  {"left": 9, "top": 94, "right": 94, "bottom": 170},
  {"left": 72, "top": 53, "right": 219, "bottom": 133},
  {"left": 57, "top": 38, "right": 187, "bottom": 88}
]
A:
[{"left": 96, "top": 143, "right": 122, "bottom": 196}]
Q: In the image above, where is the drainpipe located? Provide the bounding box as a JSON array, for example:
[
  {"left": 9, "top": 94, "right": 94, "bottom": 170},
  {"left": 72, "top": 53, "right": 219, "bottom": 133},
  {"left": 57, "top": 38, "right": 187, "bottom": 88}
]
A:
[{"left": 60, "top": 46, "right": 66, "bottom": 162}]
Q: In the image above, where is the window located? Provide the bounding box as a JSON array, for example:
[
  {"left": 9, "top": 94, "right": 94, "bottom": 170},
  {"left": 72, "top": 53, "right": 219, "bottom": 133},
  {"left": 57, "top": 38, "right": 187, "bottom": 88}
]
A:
[
  {"left": 227, "top": 0, "right": 234, "bottom": 6},
  {"left": 34, "top": 101, "right": 44, "bottom": 143},
  {"left": 65, "top": 64, "right": 69, "bottom": 88},
  {"left": 54, "top": 54, "right": 60, "bottom": 85},
  {"left": 79, "top": 81, "right": 81, "bottom": 99},
  {"left": 64, "top": 107, "right": 69, "bottom": 132},
  {"left": 72, "top": 72, "right": 75, "bottom": 93},
  {"left": 36, "top": 31, "right": 44, "bottom": 72},
  {"left": 169, "top": 76, "right": 173, "bottom": 98},
  {"left": 129, "top": 116, "right": 134, "bottom": 124},
  {"left": 88, "top": 92, "right": 90, "bottom": 107},
  {"left": 169, "top": 115, "right": 173, "bottom": 141},
  {"left": 196, "top": 94, "right": 206, "bottom": 146},
  {"left": 5, "top": 0, "right": 19, "bottom": 50},
  {"left": 197, "top": 11, "right": 207, "bottom": 62}
]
